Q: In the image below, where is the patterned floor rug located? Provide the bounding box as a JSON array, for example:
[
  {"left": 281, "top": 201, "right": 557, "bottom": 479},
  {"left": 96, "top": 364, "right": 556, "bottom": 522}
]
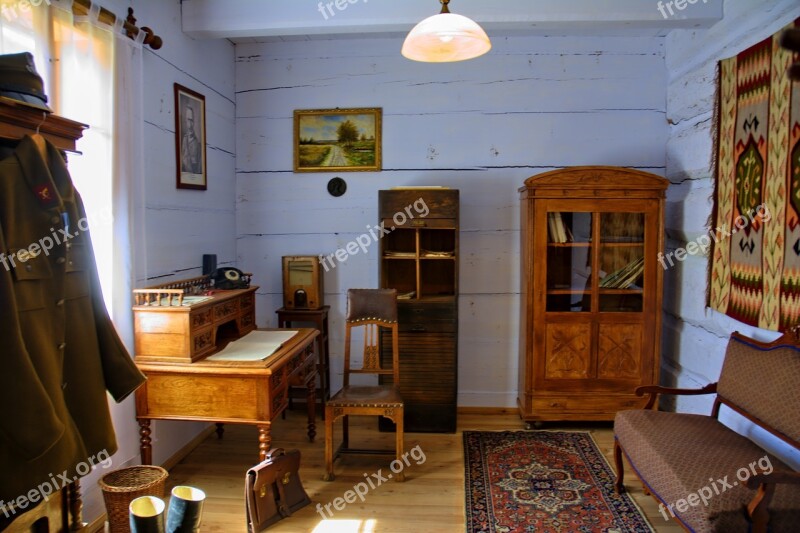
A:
[{"left": 464, "top": 430, "right": 653, "bottom": 532}]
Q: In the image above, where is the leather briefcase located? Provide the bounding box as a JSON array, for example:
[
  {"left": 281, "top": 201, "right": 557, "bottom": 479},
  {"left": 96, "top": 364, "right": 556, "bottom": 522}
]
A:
[{"left": 245, "top": 448, "right": 311, "bottom": 531}]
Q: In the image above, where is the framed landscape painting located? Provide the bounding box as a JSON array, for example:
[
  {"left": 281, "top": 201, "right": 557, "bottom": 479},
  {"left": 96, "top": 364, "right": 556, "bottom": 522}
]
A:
[{"left": 294, "top": 108, "right": 382, "bottom": 172}]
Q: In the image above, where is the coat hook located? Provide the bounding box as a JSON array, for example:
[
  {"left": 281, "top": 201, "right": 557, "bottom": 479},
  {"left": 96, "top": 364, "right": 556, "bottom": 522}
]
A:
[{"left": 35, "top": 111, "right": 46, "bottom": 134}]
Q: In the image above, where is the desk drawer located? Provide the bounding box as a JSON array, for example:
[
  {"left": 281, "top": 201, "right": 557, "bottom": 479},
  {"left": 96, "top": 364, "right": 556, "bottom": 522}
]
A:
[
  {"left": 191, "top": 309, "right": 213, "bottom": 329},
  {"left": 240, "top": 292, "right": 255, "bottom": 310},
  {"left": 268, "top": 367, "right": 289, "bottom": 416},
  {"left": 238, "top": 309, "right": 255, "bottom": 331},
  {"left": 213, "top": 300, "right": 239, "bottom": 321},
  {"left": 192, "top": 328, "right": 215, "bottom": 357},
  {"left": 289, "top": 348, "right": 316, "bottom": 385}
]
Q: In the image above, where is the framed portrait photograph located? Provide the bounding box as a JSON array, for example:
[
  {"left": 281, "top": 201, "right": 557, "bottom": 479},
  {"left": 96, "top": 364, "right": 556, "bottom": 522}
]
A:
[
  {"left": 174, "top": 83, "right": 207, "bottom": 190},
  {"left": 294, "top": 108, "right": 382, "bottom": 172}
]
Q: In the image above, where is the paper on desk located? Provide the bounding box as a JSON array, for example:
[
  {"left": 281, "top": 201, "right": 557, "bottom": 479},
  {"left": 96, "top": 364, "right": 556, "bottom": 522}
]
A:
[
  {"left": 154, "top": 295, "right": 213, "bottom": 307},
  {"left": 205, "top": 330, "right": 299, "bottom": 361}
]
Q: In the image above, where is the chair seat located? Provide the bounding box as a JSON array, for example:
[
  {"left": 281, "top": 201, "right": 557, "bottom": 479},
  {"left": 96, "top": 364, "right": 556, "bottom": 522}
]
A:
[
  {"left": 327, "top": 385, "right": 403, "bottom": 408},
  {"left": 615, "top": 409, "right": 800, "bottom": 533}
]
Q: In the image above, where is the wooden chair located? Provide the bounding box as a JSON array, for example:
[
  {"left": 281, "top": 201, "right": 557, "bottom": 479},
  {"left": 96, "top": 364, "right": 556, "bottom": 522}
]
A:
[{"left": 323, "top": 289, "right": 404, "bottom": 482}]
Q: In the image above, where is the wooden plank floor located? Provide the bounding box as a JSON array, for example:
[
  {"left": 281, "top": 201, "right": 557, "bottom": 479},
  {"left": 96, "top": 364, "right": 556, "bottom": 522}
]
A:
[{"left": 159, "top": 409, "right": 683, "bottom": 532}]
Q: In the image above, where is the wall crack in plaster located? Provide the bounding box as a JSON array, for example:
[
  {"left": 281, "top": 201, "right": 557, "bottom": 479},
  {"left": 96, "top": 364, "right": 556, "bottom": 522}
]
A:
[
  {"left": 663, "top": 308, "right": 730, "bottom": 341},
  {"left": 667, "top": 111, "right": 712, "bottom": 127}
]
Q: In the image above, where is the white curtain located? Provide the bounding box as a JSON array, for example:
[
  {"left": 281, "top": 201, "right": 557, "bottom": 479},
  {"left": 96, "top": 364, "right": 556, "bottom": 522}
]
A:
[
  {"left": 110, "top": 22, "right": 146, "bottom": 351},
  {"left": 0, "top": 0, "right": 144, "bottom": 336}
]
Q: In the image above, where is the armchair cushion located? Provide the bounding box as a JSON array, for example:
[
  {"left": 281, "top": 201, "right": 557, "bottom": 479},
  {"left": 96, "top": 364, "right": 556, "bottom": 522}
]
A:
[{"left": 615, "top": 409, "right": 800, "bottom": 533}]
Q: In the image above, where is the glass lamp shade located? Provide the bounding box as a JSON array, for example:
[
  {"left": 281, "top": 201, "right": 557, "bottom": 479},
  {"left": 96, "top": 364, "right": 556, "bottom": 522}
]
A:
[{"left": 402, "top": 12, "right": 491, "bottom": 62}]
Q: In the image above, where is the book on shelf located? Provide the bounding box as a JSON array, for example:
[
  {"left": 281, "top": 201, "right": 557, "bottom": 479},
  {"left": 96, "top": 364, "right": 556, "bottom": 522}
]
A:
[
  {"left": 384, "top": 250, "right": 416, "bottom": 258},
  {"left": 547, "top": 212, "right": 572, "bottom": 243},
  {"left": 599, "top": 256, "right": 644, "bottom": 289},
  {"left": 421, "top": 249, "right": 455, "bottom": 258}
]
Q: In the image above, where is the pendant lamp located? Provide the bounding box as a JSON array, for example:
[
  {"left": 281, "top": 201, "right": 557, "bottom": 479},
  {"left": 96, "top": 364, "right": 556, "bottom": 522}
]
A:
[{"left": 402, "top": 0, "right": 491, "bottom": 62}]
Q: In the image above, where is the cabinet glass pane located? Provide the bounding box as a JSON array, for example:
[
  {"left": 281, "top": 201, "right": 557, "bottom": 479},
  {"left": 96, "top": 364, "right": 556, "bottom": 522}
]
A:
[
  {"left": 546, "top": 212, "right": 592, "bottom": 312},
  {"left": 598, "top": 213, "right": 644, "bottom": 312}
]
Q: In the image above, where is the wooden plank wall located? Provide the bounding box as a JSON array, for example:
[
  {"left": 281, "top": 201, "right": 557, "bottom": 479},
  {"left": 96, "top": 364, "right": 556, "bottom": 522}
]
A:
[
  {"left": 137, "top": 1, "right": 237, "bottom": 286},
  {"left": 661, "top": 0, "right": 800, "bottom": 414},
  {"left": 235, "top": 34, "right": 667, "bottom": 408}
]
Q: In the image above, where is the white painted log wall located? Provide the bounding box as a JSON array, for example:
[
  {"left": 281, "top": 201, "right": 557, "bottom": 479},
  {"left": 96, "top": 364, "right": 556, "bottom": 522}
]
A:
[
  {"left": 663, "top": 0, "right": 800, "bottom": 466},
  {"left": 235, "top": 34, "right": 668, "bottom": 408},
  {"left": 136, "top": 0, "right": 236, "bottom": 465}
]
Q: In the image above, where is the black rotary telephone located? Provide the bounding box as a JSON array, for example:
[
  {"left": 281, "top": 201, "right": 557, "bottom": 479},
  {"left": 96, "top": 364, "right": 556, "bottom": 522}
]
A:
[{"left": 212, "top": 267, "right": 249, "bottom": 290}]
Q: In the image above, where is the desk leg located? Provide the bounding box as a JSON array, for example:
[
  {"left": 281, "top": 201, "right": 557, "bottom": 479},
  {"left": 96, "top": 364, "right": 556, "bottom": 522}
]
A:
[
  {"left": 139, "top": 419, "right": 152, "bottom": 465},
  {"left": 307, "top": 374, "right": 317, "bottom": 442},
  {"left": 258, "top": 423, "right": 272, "bottom": 461}
]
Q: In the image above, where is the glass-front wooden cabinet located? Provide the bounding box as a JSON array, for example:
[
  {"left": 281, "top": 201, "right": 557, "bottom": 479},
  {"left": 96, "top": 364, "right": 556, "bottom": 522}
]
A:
[{"left": 518, "top": 167, "right": 668, "bottom": 425}]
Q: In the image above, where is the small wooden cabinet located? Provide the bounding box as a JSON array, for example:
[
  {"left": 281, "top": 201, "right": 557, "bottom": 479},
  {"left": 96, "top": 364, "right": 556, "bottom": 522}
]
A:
[
  {"left": 518, "top": 167, "right": 668, "bottom": 425},
  {"left": 378, "top": 189, "right": 458, "bottom": 433},
  {"left": 132, "top": 276, "right": 256, "bottom": 363}
]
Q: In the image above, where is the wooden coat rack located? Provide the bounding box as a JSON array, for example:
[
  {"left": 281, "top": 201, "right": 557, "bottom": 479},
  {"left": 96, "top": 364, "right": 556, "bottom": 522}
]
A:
[{"left": 0, "top": 97, "right": 87, "bottom": 153}]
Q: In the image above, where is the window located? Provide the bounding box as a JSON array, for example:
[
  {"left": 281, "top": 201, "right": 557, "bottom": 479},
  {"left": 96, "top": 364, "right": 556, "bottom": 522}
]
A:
[{"left": 2, "top": 3, "right": 115, "bottom": 309}]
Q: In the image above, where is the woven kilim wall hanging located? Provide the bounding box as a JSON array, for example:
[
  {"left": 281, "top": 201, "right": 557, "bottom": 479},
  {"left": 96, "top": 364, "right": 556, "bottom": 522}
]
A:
[{"left": 709, "top": 18, "right": 800, "bottom": 331}]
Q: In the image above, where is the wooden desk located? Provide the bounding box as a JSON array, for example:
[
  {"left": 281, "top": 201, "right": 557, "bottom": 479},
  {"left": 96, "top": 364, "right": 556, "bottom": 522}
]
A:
[
  {"left": 276, "top": 306, "right": 331, "bottom": 409},
  {"left": 134, "top": 328, "right": 319, "bottom": 464}
]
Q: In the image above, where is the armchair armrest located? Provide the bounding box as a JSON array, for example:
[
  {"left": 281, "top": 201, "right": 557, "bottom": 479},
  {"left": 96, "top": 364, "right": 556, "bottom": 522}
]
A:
[
  {"left": 635, "top": 382, "right": 718, "bottom": 410},
  {"left": 745, "top": 471, "right": 800, "bottom": 533}
]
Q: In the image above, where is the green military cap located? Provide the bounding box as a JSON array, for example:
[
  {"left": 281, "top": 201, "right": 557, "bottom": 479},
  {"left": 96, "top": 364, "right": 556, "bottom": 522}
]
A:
[{"left": 0, "top": 51, "right": 52, "bottom": 112}]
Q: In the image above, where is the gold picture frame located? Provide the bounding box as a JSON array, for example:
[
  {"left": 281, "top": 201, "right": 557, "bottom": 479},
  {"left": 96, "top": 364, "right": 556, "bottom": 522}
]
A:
[
  {"left": 294, "top": 108, "right": 382, "bottom": 172},
  {"left": 174, "top": 83, "right": 207, "bottom": 190}
]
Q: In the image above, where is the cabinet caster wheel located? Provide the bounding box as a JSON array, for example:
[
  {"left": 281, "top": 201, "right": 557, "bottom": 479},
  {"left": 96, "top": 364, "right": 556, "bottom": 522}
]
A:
[
  {"left": 323, "top": 472, "right": 335, "bottom": 481},
  {"left": 527, "top": 421, "right": 544, "bottom": 429}
]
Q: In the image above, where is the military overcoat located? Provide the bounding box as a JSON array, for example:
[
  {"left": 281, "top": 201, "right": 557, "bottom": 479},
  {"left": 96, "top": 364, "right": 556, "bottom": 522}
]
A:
[{"left": 0, "top": 135, "right": 145, "bottom": 509}]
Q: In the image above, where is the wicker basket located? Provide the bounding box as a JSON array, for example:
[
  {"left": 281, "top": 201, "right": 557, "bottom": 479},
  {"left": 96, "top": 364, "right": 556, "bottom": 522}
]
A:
[{"left": 98, "top": 465, "right": 168, "bottom": 533}]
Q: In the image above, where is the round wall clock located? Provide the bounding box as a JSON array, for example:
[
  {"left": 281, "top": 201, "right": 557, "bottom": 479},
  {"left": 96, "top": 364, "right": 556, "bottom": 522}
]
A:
[{"left": 327, "top": 177, "right": 347, "bottom": 197}]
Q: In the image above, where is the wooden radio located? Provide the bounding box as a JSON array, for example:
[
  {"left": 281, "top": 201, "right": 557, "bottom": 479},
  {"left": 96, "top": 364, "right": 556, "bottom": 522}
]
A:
[{"left": 282, "top": 256, "right": 324, "bottom": 309}]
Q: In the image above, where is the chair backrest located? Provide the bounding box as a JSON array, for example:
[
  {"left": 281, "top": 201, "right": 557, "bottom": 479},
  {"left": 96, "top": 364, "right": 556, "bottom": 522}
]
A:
[
  {"left": 715, "top": 331, "right": 800, "bottom": 449},
  {"left": 343, "top": 289, "right": 399, "bottom": 387}
]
